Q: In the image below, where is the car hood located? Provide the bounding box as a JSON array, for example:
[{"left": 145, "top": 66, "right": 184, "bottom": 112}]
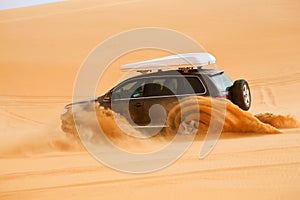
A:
[{"left": 64, "top": 97, "right": 99, "bottom": 109}]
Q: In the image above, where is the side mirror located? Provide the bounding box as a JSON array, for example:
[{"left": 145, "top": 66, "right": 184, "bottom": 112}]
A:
[
  {"left": 104, "top": 92, "right": 111, "bottom": 101},
  {"left": 97, "top": 91, "right": 111, "bottom": 103}
]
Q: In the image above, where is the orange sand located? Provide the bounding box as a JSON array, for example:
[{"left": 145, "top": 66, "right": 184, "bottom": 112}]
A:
[{"left": 1, "top": 0, "right": 300, "bottom": 199}]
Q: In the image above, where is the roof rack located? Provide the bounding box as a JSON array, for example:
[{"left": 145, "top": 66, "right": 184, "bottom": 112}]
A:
[
  {"left": 120, "top": 52, "right": 216, "bottom": 72},
  {"left": 178, "top": 66, "right": 194, "bottom": 73}
]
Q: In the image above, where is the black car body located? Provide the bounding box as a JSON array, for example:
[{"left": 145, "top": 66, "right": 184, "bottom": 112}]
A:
[{"left": 97, "top": 68, "right": 233, "bottom": 126}]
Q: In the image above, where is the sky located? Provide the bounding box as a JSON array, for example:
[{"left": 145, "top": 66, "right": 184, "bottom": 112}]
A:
[{"left": 0, "top": 0, "right": 62, "bottom": 10}]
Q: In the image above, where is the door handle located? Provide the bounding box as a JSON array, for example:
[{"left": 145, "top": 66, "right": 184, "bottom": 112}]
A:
[{"left": 135, "top": 102, "right": 142, "bottom": 107}]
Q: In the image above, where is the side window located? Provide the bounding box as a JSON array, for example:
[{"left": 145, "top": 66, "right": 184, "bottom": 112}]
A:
[
  {"left": 211, "top": 73, "right": 233, "bottom": 91},
  {"left": 143, "top": 83, "right": 163, "bottom": 97},
  {"left": 131, "top": 85, "right": 144, "bottom": 98},
  {"left": 112, "top": 79, "right": 146, "bottom": 99},
  {"left": 178, "top": 77, "right": 205, "bottom": 95},
  {"left": 162, "top": 78, "right": 178, "bottom": 95},
  {"left": 143, "top": 77, "right": 177, "bottom": 97}
]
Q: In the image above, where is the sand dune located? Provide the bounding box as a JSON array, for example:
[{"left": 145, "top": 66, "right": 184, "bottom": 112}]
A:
[{"left": 1, "top": 0, "right": 300, "bottom": 199}]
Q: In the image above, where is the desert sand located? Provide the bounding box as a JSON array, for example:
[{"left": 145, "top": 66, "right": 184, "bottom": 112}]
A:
[{"left": 1, "top": 0, "right": 300, "bottom": 199}]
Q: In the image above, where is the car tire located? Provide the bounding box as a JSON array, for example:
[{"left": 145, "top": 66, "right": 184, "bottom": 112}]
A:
[{"left": 229, "top": 79, "right": 251, "bottom": 111}]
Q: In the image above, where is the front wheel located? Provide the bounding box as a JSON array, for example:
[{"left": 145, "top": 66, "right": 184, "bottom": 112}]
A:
[{"left": 229, "top": 79, "right": 251, "bottom": 111}]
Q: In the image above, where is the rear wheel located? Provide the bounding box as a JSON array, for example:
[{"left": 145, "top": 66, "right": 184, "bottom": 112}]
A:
[{"left": 229, "top": 79, "right": 251, "bottom": 111}]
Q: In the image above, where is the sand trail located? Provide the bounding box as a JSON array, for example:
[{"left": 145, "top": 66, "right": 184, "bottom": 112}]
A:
[{"left": 0, "top": 122, "right": 83, "bottom": 158}]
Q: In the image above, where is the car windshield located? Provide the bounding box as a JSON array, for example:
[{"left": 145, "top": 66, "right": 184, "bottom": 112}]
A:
[{"left": 211, "top": 73, "right": 233, "bottom": 91}]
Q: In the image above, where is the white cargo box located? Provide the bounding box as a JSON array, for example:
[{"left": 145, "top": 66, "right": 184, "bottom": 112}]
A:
[{"left": 120, "top": 52, "right": 216, "bottom": 71}]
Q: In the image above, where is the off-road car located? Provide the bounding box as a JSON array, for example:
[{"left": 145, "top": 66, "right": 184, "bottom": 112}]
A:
[{"left": 62, "top": 53, "right": 251, "bottom": 130}]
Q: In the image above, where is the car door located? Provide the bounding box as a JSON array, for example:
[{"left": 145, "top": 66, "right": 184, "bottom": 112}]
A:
[
  {"left": 141, "top": 77, "right": 179, "bottom": 127},
  {"left": 111, "top": 78, "right": 148, "bottom": 126}
]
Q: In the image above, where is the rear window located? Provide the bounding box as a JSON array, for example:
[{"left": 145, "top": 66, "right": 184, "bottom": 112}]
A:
[
  {"left": 178, "top": 77, "right": 206, "bottom": 95},
  {"left": 211, "top": 73, "right": 233, "bottom": 91}
]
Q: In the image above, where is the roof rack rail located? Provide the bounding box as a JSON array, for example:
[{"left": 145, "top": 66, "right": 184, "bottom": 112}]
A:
[{"left": 136, "top": 69, "right": 152, "bottom": 74}]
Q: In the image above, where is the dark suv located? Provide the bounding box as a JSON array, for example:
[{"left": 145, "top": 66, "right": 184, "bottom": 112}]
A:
[{"left": 61, "top": 53, "right": 251, "bottom": 131}]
